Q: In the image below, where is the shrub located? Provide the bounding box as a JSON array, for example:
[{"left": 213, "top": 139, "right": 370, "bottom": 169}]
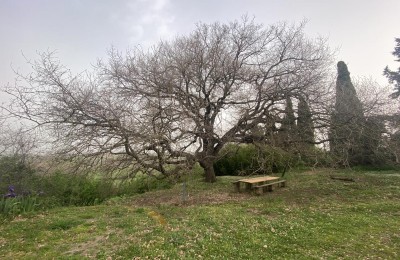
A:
[{"left": 214, "top": 143, "right": 295, "bottom": 176}]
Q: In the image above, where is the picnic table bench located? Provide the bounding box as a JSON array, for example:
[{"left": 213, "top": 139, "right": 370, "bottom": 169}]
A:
[{"left": 233, "top": 176, "right": 286, "bottom": 195}]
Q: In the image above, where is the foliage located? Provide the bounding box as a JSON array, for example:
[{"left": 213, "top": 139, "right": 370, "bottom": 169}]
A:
[
  {"left": 384, "top": 38, "right": 400, "bottom": 98},
  {"left": 329, "top": 64, "right": 398, "bottom": 167},
  {"left": 214, "top": 143, "right": 294, "bottom": 176},
  {"left": 358, "top": 117, "right": 394, "bottom": 166},
  {"left": 330, "top": 61, "right": 366, "bottom": 166},
  {"left": 0, "top": 155, "right": 117, "bottom": 209},
  {"left": 37, "top": 172, "right": 116, "bottom": 206},
  {"left": 0, "top": 169, "right": 399, "bottom": 258},
  {"left": 0, "top": 156, "right": 36, "bottom": 194}
]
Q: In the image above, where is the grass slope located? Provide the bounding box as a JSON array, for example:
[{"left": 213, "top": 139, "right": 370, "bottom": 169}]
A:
[{"left": 0, "top": 169, "right": 399, "bottom": 259}]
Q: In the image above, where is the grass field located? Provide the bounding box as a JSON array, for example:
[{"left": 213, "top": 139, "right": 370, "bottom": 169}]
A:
[{"left": 0, "top": 168, "right": 399, "bottom": 259}]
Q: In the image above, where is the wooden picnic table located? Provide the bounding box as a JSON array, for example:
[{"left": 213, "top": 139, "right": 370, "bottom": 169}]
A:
[{"left": 233, "top": 176, "right": 285, "bottom": 194}]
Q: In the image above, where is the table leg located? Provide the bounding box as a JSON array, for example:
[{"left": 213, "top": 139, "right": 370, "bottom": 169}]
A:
[
  {"left": 245, "top": 183, "right": 252, "bottom": 191},
  {"left": 235, "top": 182, "right": 241, "bottom": 192}
]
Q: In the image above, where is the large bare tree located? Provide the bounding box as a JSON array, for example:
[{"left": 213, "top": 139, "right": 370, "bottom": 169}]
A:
[{"left": 3, "top": 18, "right": 332, "bottom": 182}]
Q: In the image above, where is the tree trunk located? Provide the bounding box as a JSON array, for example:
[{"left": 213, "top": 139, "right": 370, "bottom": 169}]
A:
[{"left": 200, "top": 160, "right": 217, "bottom": 183}]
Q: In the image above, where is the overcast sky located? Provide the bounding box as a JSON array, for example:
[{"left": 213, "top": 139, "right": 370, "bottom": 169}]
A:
[{"left": 1, "top": 0, "right": 399, "bottom": 93}]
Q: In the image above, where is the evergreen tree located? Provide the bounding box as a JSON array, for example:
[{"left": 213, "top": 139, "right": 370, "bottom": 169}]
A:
[
  {"left": 384, "top": 38, "right": 400, "bottom": 99},
  {"left": 330, "top": 61, "right": 365, "bottom": 166}
]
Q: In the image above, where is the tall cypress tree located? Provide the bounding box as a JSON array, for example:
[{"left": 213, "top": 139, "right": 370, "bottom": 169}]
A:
[{"left": 330, "top": 61, "right": 365, "bottom": 166}]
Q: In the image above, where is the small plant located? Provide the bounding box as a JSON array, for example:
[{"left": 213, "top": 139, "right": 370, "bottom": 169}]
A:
[
  {"left": 0, "top": 185, "right": 39, "bottom": 218},
  {"left": 4, "top": 185, "right": 17, "bottom": 198},
  {"left": 0, "top": 196, "right": 40, "bottom": 217}
]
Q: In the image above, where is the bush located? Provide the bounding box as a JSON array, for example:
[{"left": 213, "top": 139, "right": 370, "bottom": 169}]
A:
[
  {"left": 38, "top": 172, "right": 116, "bottom": 206},
  {"left": 214, "top": 143, "right": 294, "bottom": 176}
]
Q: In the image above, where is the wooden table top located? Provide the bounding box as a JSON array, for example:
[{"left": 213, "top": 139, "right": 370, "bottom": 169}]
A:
[{"left": 238, "top": 176, "right": 280, "bottom": 184}]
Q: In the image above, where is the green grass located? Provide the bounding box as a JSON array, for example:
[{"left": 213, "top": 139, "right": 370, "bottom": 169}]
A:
[{"left": 0, "top": 169, "right": 399, "bottom": 259}]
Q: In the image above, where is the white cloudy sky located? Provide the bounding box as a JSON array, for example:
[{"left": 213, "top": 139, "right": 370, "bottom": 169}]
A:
[{"left": 0, "top": 0, "right": 399, "bottom": 92}]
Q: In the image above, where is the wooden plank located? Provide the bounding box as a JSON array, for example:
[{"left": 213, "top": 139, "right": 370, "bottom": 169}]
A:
[{"left": 238, "top": 176, "right": 280, "bottom": 184}]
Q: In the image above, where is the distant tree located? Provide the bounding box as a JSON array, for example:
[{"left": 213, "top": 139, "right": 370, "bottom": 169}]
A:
[
  {"left": 3, "top": 18, "right": 332, "bottom": 182},
  {"left": 384, "top": 38, "right": 400, "bottom": 99},
  {"left": 280, "top": 96, "right": 297, "bottom": 150},
  {"left": 297, "top": 95, "right": 314, "bottom": 146}
]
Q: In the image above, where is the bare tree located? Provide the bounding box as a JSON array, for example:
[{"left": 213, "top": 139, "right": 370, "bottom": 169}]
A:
[{"left": 3, "top": 18, "right": 332, "bottom": 182}]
